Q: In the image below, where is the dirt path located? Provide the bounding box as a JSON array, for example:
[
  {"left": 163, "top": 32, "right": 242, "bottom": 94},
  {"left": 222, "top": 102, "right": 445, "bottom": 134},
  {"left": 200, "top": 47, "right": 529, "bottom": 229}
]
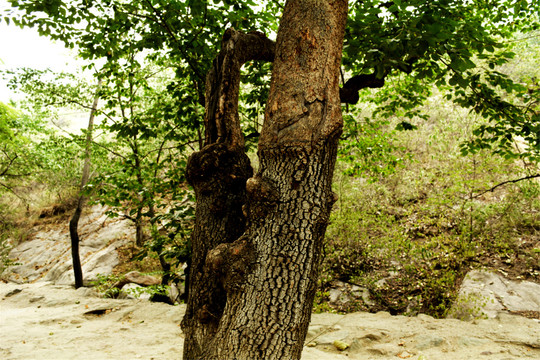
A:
[{"left": 1, "top": 282, "right": 539, "bottom": 359}]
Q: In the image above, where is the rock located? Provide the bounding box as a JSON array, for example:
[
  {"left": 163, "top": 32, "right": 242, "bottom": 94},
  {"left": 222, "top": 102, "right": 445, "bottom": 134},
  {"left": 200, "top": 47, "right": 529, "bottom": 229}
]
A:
[
  {"left": 29, "top": 296, "right": 45, "bottom": 303},
  {"left": 357, "top": 330, "right": 387, "bottom": 342},
  {"left": 351, "top": 285, "right": 374, "bottom": 306},
  {"left": 457, "top": 336, "right": 489, "bottom": 347},
  {"left": 348, "top": 339, "right": 363, "bottom": 353},
  {"left": 328, "top": 288, "right": 353, "bottom": 305},
  {"left": 1, "top": 281, "right": 539, "bottom": 360},
  {"left": 333, "top": 340, "right": 349, "bottom": 351},
  {"left": 75, "top": 287, "right": 98, "bottom": 298},
  {"left": 113, "top": 271, "right": 162, "bottom": 293},
  {"left": 367, "top": 343, "right": 402, "bottom": 356},
  {"left": 449, "top": 270, "right": 540, "bottom": 320},
  {"left": 167, "top": 283, "right": 180, "bottom": 304},
  {"left": 119, "top": 283, "right": 151, "bottom": 300},
  {"left": 124, "top": 271, "right": 161, "bottom": 287},
  {"left": 53, "top": 243, "right": 123, "bottom": 285},
  {"left": 415, "top": 334, "right": 447, "bottom": 350},
  {"left": 417, "top": 313, "right": 435, "bottom": 321},
  {"left": 328, "top": 288, "right": 341, "bottom": 303},
  {"left": 375, "top": 311, "right": 392, "bottom": 318},
  {"left": 4, "top": 288, "right": 22, "bottom": 297}
]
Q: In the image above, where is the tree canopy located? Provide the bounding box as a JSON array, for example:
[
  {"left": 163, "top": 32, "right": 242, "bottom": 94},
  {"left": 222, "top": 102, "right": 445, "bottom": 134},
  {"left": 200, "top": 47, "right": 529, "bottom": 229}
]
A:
[{"left": 3, "top": 1, "right": 538, "bottom": 162}]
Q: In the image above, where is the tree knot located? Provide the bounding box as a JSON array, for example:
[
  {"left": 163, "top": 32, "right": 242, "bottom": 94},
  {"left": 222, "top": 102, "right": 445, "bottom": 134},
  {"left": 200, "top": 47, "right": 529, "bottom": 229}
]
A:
[
  {"left": 246, "top": 176, "right": 279, "bottom": 202},
  {"left": 205, "top": 237, "right": 255, "bottom": 293}
]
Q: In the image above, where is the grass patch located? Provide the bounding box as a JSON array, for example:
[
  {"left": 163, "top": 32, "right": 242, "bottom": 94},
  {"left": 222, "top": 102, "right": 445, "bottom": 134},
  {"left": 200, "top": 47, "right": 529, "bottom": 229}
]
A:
[{"left": 318, "top": 94, "right": 540, "bottom": 318}]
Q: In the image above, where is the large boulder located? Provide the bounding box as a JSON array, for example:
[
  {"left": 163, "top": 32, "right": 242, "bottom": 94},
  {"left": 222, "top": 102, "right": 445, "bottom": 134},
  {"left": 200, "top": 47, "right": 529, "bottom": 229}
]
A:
[{"left": 448, "top": 270, "right": 540, "bottom": 320}]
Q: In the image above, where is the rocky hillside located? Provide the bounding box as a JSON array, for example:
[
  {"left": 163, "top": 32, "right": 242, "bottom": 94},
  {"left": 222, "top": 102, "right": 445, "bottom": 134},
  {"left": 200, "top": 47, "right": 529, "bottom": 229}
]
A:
[{"left": 5, "top": 205, "right": 133, "bottom": 285}]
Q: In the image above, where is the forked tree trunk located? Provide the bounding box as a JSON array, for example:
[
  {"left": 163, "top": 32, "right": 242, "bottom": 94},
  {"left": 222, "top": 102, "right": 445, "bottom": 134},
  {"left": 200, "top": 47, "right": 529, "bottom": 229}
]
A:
[{"left": 182, "top": 0, "right": 348, "bottom": 358}]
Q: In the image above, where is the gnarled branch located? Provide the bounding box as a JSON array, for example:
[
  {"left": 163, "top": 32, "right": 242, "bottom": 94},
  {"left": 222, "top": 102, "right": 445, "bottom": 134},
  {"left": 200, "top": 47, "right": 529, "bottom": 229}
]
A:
[{"left": 204, "top": 29, "right": 274, "bottom": 148}]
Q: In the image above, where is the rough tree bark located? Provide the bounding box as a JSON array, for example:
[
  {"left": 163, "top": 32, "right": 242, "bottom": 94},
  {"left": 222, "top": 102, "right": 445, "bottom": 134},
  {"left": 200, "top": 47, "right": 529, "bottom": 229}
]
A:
[
  {"left": 182, "top": 0, "right": 348, "bottom": 358},
  {"left": 69, "top": 79, "right": 102, "bottom": 289},
  {"left": 182, "top": 28, "right": 274, "bottom": 358}
]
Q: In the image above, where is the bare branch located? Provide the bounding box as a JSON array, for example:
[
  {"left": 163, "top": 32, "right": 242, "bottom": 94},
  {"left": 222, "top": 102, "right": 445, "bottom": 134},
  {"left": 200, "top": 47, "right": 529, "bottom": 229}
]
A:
[
  {"left": 0, "top": 153, "right": 19, "bottom": 177},
  {"left": 473, "top": 173, "right": 540, "bottom": 198},
  {"left": 0, "top": 181, "right": 26, "bottom": 201}
]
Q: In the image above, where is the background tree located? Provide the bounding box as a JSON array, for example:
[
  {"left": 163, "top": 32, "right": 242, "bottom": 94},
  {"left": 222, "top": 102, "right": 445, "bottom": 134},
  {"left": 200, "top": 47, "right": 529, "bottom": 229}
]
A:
[
  {"left": 3, "top": 63, "right": 196, "bottom": 282},
  {"left": 2, "top": 68, "right": 105, "bottom": 287},
  {"left": 4, "top": 1, "right": 538, "bottom": 163},
  {"left": 87, "top": 56, "right": 197, "bottom": 281},
  {"left": 69, "top": 78, "right": 101, "bottom": 289},
  {"left": 0, "top": 94, "right": 90, "bottom": 277}
]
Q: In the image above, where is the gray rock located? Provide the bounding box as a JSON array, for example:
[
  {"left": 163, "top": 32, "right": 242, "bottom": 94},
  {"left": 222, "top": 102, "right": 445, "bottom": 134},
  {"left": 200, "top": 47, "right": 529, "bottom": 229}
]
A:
[
  {"left": 351, "top": 285, "right": 374, "bottom": 306},
  {"left": 75, "top": 287, "right": 98, "bottom": 298},
  {"left": 328, "top": 288, "right": 341, "bottom": 303},
  {"left": 348, "top": 339, "right": 363, "bottom": 353},
  {"left": 167, "top": 283, "right": 180, "bottom": 304},
  {"left": 49, "top": 243, "right": 122, "bottom": 285},
  {"left": 449, "top": 270, "right": 540, "bottom": 320},
  {"left": 415, "top": 334, "right": 447, "bottom": 350},
  {"left": 3, "top": 288, "right": 22, "bottom": 297},
  {"left": 120, "top": 283, "right": 151, "bottom": 300},
  {"left": 457, "top": 336, "right": 489, "bottom": 347},
  {"left": 29, "top": 295, "right": 45, "bottom": 303}
]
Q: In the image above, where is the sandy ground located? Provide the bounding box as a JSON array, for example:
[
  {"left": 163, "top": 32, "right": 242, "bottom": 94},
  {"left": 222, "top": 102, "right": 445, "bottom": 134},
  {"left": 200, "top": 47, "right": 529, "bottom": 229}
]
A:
[{"left": 1, "top": 281, "right": 539, "bottom": 360}]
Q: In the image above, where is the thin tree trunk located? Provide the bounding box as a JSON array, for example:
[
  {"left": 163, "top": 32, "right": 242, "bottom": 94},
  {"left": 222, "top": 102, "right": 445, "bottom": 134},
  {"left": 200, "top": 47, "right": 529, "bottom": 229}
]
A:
[
  {"left": 182, "top": 0, "right": 347, "bottom": 357},
  {"left": 135, "top": 209, "right": 144, "bottom": 247},
  {"left": 69, "top": 79, "right": 102, "bottom": 289}
]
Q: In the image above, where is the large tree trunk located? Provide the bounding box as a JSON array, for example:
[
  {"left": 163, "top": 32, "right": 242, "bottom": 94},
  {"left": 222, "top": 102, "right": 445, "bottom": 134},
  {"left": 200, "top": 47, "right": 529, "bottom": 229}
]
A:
[{"left": 181, "top": 0, "right": 347, "bottom": 358}]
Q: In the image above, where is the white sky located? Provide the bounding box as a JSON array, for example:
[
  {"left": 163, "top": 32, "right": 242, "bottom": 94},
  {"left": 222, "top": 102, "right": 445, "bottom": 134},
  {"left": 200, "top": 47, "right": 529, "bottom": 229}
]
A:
[
  {"left": 0, "top": 20, "right": 79, "bottom": 102},
  {"left": 0, "top": 0, "right": 90, "bottom": 131}
]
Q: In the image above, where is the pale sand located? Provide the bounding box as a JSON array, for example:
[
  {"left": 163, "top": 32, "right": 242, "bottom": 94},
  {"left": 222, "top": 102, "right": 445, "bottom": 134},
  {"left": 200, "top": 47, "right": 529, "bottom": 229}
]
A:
[{"left": 1, "top": 282, "right": 539, "bottom": 359}]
